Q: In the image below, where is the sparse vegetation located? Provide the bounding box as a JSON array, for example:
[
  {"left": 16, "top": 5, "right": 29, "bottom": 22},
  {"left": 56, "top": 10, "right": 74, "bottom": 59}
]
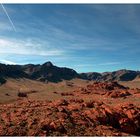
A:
[{"left": 17, "top": 92, "right": 27, "bottom": 98}]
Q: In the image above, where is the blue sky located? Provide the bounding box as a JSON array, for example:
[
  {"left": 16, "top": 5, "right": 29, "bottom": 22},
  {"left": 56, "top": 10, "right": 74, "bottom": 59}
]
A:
[{"left": 0, "top": 4, "right": 140, "bottom": 72}]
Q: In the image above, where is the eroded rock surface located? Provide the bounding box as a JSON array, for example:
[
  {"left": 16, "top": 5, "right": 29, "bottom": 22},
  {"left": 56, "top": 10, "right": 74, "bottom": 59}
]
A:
[
  {"left": 0, "top": 98, "right": 139, "bottom": 136},
  {"left": 0, "top": 81, "right": 140, "bottom": 136}
]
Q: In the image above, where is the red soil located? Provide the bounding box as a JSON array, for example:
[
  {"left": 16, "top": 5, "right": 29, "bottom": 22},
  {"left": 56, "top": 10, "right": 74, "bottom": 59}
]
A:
[{"left": 0, "top": 82, "right": 140, "bottom": 136}]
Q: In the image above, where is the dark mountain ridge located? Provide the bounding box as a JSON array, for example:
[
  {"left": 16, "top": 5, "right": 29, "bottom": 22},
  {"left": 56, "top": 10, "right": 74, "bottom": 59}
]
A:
[
  {"left": 0, "top": 61, "right": 140, "bottom": 84},
  {"left": 80, "top": 69, "right": 140, "bottom": 81},
  {"left": 0, "top": 62, "right": 78, "bottom": 83}
]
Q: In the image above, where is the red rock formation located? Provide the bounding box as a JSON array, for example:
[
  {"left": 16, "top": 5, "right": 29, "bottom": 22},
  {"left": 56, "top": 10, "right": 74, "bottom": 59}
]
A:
[{"left": 0, "top": 81, "right": 140, "bottom": 136}]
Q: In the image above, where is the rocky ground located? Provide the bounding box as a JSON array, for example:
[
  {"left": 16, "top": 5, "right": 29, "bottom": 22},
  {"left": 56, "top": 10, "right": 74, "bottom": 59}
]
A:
[{"left": 0, "top": 81, "right": 140, "bottom": 136}]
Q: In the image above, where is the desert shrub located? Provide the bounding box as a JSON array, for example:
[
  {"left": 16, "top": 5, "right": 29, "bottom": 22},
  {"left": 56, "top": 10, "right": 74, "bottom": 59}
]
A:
[{"left": 17, "top": 92, "right": 27, "bottom": 97}]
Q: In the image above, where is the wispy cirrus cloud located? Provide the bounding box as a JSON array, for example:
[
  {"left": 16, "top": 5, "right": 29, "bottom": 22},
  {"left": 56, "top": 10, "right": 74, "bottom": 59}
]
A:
[
  {"left": 0, "top": 37, "right": 64, "bottom": 56},
  {"left": 98, "top": 62, "right": 121, "bottom": 66},
  {"left": 0, "top": 4, "right": 140, "bottom": 72},
  {"left": 1, "top": 5, "right": 139, "bottom": 53},
  {"left": 74, "top": 62, "right": 121, "bottom": 69}
]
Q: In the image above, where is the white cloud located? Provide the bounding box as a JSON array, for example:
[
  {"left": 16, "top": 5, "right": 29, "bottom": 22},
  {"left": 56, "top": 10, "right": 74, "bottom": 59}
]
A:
[
  {"left": 0, "top": 37, "right": 64, "bottom": 56},
  {"left": 0, "top": 59, "right": 17, "bottom": 65},
  {"left": 73, "top": 62, "right": 121, "bottom": 68},
  {"left": 74, "top": 64, "right": 94, "bottom": 67},
  {"left": 98, "top": 62, "right": 121, "bottom": 66}
]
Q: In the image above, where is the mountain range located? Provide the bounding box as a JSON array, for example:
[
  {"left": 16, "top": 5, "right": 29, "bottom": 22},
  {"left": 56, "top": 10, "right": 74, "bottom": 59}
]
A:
[{"left": 0, "top": 61, "right": 140, "bottom": 84}]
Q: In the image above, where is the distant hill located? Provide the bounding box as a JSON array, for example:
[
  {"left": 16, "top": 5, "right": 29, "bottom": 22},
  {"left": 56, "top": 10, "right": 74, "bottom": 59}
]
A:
[
  {"left": 79, "top": 72, "right": 102, "bottom": 80},
  {"left": 79, "top": 69, "right": 140, "bottom": 82},
  {"left": 22, "top": 61, "right": 78, "bottom": 82},
  {"left": 0, "top": 61, "right": 140, "bottom": 84},
  {"left": 0, "top": 62, "right": 78, "bottom": 83},
  {"left": 133, "top": 75, "right": 140, "bottom": 81}
]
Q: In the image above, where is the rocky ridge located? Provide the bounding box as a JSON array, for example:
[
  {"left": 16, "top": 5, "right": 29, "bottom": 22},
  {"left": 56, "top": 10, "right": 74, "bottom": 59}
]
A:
[{"left": 0, "top": 62, "right": 140, "bottom": 84}]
